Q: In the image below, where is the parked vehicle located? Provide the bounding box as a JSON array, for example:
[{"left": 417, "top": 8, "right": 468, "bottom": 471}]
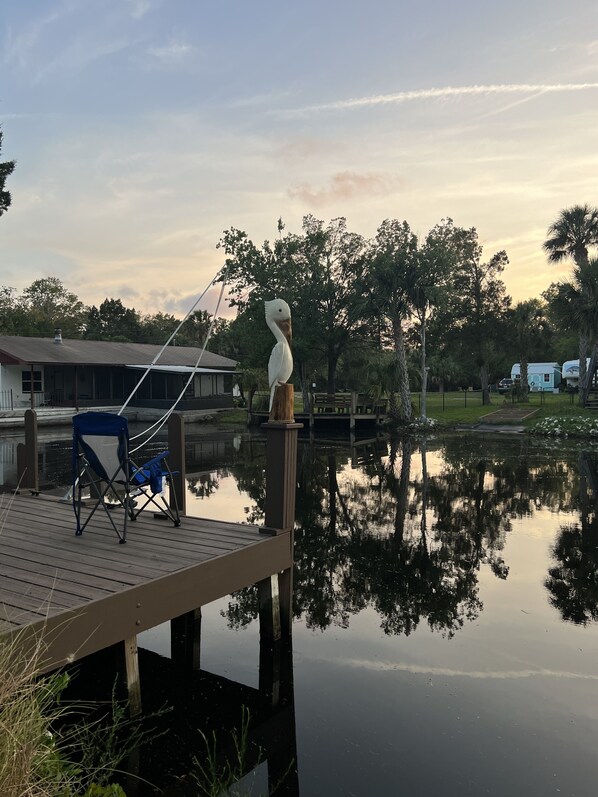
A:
[
  {"left": 562, "top": 358, "right": 591, "bottom": 390},
  {"left": 498, "top": 378, "right": 514, "bottom": 394}
]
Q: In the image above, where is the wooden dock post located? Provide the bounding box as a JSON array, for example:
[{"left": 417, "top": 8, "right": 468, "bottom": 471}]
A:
[
  {"left": 350, "top": 391, "right": 357, "bottom": 432},
  {"left": 124, "top": 635, "right": 142, "bottom": 716},
  {"left": 168, "top": 413, "right": 186, "bottom": 517},
  {"left": 16, "top": 409, "right": 39, "bottom": 494}
]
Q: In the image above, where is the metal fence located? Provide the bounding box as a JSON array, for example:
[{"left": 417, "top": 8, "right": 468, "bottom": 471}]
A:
[
  {"left": 0, "top": 389, "right": 13, "bottom": 411},
  {"left": 414, "top": 389, "right": 575, "bottom": 411}
]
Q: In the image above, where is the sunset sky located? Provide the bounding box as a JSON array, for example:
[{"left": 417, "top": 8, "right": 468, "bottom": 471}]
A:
[{"left": 2, "top": 0, "right": 598, "bottom": 318}]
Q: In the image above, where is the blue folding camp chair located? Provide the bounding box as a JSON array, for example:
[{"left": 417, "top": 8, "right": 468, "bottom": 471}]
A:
[{"left": 72, "top": 411, "right": 180, "bottom": 543}]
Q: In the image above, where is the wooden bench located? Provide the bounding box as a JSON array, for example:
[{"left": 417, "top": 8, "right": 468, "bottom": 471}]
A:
[
  {"left": 356, "top": 394, "right": 388, "bottom": 416},
  {"left": 311, "top": 393, "right": 352, "bottom": 414}
]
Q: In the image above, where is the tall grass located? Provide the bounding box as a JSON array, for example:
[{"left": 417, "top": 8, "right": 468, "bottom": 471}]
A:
[{"left": 0, "top": 627, "right": 75, "bottom": 797}]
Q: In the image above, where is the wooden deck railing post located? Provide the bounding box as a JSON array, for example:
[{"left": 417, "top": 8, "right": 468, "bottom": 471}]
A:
[
  {"left": 16, "top": 409, "right": 39, "bottom": 494},
  {"left": 168, "top": 413, "right": 186, "bottom": 517}
]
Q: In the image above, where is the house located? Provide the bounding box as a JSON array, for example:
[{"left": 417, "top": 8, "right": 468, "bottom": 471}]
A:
[
  {"left": 0, "top": 331, "right": 238, "bottom": 413},
  {"left": 510, "top": 362, "right": 561, "bottom": 393}
]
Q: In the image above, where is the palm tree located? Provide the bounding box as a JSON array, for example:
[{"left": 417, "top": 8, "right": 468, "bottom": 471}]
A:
[
  {"left": 547, "top": 260, "right": 598, "bottom": 404},
  {"left": 543, "top": 204, "right": 598, "bottom": 268},
  {"left": 544, "top": 205, "right": 598, "bottom": 394}
]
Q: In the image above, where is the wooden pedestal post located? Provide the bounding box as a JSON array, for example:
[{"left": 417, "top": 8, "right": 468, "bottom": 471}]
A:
[
  {"left": 258, "top": 385, "right": 300, "bottom": 647},
  {"left": 167, "top": 413, "right": 186, "bottom": 517}
]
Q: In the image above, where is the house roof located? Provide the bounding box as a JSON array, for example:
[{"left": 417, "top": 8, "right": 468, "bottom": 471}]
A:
[{"left": 0, "top": 335, "right": 237, "bottom": 370}]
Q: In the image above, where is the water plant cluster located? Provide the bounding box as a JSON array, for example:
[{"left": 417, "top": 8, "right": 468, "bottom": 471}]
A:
[{"left": 530, "top": 415, "right": 598, "bottom": 438}]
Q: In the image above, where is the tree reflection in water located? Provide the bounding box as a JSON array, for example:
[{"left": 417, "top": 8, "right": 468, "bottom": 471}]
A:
[
  {"left": 220, "top": 434, "right": 585, "bottom": 637},
  {"left": 545, "top": 451, "right": 598, "bottom": 625}
]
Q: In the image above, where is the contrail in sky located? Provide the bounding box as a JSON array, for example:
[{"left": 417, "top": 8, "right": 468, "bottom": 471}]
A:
[{"left": 287, "top": 82, "right": 598, "bottom": 114}]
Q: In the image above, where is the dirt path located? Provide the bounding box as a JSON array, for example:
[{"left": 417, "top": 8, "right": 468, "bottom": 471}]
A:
[{"left": 479, "top": 405, "right": 539, "bottom": 424}]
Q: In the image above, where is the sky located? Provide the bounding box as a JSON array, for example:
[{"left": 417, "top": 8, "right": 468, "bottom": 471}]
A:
[{"left": 1, "top": 0, "right": 598, "bottom": 318}]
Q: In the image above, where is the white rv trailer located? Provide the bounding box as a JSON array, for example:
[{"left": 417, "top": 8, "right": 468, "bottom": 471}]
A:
[
  {"left": 562, "top": 358, "right": 591, "bottom": 389},
  {"left": 510, "top": 362, "right": 561, "bottom": 393}
]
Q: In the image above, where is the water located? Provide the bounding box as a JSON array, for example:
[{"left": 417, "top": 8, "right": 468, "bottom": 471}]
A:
[{"left": 4, "top": 426, "right": 598, "bottom": 796}]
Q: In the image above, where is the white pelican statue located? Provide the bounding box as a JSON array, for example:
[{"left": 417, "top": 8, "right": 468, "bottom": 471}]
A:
[{"left": 265, "top": 298, "right": 293, "bottom": 410}]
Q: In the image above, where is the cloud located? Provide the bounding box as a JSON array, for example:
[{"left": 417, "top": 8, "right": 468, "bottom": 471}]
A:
[
  {"left": 288, "top": 171, "right": 397, "bottom": 207},
  {"left": 286, "top": 82, "right": 598, "bottom": 115},
  {"left": 2, "top": 1, "right": 76, "bottom": 69},
  {"left": 340, "top": 657, "right": 598, "bottom": 681},
  {"left": 146, "top": 40, "right": 195, "bottom": 66},
  {"left": 127, "top": 0, "right": 155, "bottom": 19}
]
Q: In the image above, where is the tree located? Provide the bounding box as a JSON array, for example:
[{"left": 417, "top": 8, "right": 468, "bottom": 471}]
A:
[
  {"left": 362, "top": 219, "right": 419, "bottom": 422},
  {"left": 545, "top": 260, "right": 598, "bottom": 404},
  {"left": 508, "top": 299, "right": 549, "bottom": 401},
  {"left": 543, "top": 204, "right": 598, "bottom": 269},
  {"left": 219, "top": 216, "right": 368, "bottom": 402},
  {"left": 362, "top": 218, "right": 462, "bottom": 423},
  {"left": 84, "top": 298, "right": 141, "bottom": 341},
  {"left": 0, "top": 127, "right": 15, "bottom": 217},
  {"left": 544, "top": 205, "right": 598, "bottom": 391},
  {"left": 0, "top": 286, "right": 26, "bottom": 334},
  {"left": 139, "top": 312, "right": 179, "bottom": 344},
  {"left": 18, "top": 277, "right": 85, "bottom": 338},
  {"left": 446, "top": 230, "right": 510, "bottom": 404},
  {"left": 411, "top": 219, "right": 459, "bottom": 418}
]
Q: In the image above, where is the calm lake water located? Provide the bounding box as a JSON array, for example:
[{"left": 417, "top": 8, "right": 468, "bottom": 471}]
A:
[{"left": 4, "top": 425, "right": 598, "bottom": 796}]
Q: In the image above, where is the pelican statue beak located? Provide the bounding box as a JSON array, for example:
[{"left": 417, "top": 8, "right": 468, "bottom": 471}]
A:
[{"left": 276, "top": 318, "right": 292, "bottom": 346}]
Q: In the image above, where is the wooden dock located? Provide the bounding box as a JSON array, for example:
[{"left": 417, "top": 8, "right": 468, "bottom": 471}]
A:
[
  {"left": 0, "top": 492, "right": 292, "bottom": 673},
  {"left": 248, "top": 391, "right": 388, "bottom": 432}
]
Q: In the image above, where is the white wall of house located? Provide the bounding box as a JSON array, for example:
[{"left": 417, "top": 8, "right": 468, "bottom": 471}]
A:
[{"left": 0, "top": 364, "right": 43, "bottom": 408}]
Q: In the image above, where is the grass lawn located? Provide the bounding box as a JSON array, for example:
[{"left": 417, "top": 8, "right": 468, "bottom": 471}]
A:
[{"left": 217, "top": 390, "right": 598, "bottom": 434}]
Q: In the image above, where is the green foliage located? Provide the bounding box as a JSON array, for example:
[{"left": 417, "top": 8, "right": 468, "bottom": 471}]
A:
[
  {"left": 543, "top": 204, "right": 598, "bottom": 267},
  {"left": 19, "top": 277, "right": 86, "bottom": 338},
  {"left": 190, "top": 706, "right": 257, "bottom": 797},
  {"left": 0, "top": 127, "right": 15, "bottom": 217},
  {"left": 219, "top": 215, "right": 368, "bottom": 393},
  {"left": 84, "top": 299, "right": 141, "bottom": 342},
  {"left": 84, "top": 785, "right": 127, "bottom": 797}
]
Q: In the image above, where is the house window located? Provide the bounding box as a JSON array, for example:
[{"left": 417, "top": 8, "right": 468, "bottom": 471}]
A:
[
  {"left": 22, "top": 370, "right": 42, "bottom": 394},
  {"left": 544, "top": 373, "right": 550, "bottom": 382}
]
